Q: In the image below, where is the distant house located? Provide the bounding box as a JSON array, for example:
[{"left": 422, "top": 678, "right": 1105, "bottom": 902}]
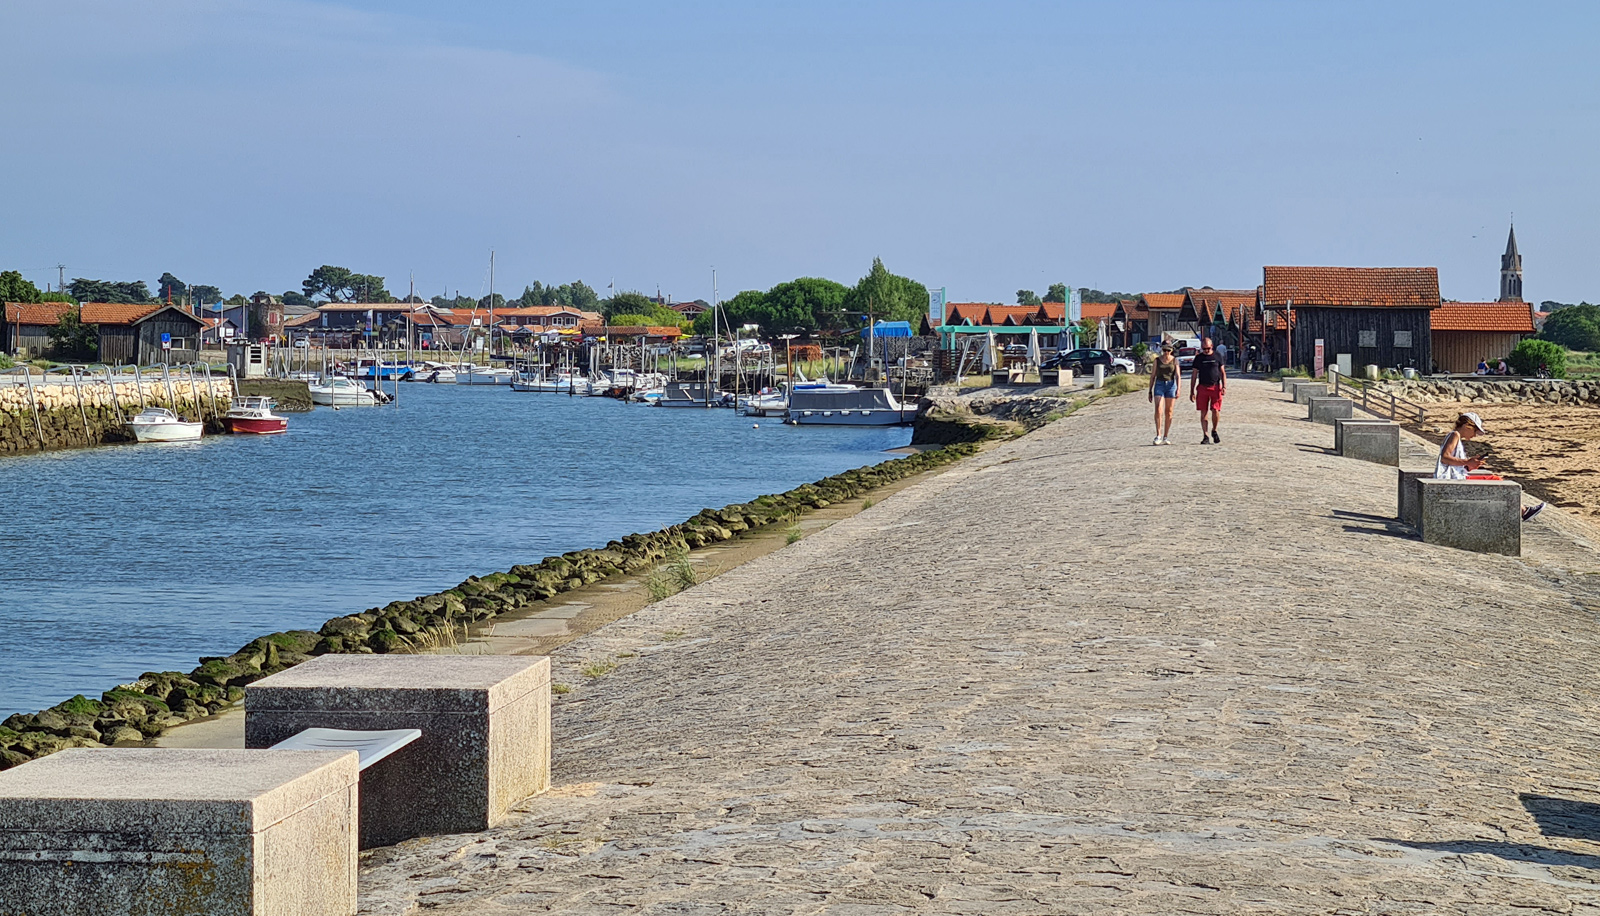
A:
[
  {"left": 1140, "top": 293, "right": 1187, "bottom": 340},
  {"left": 670, "top": 301, "right": 710, "bottom": 319},
  {"left": 3, "top": 301, "right": 76, "bottom": 356},
  {"left": 1261, "top": 266, "right": 1440, "bottom": 372},
  {"left": 581, "top": 324, "right": 684, "bottom": 345},
  {"left": 1429, "top": 301, "right": 1535, "bottom": 373},
  {"left": 495, "top": 306, "right": 599, "bottom": 330},
  {"left": 1109, "top": 299, "right": 1148, "bottom": 346},
  {"left": 198, "top": 316, "right": 240, "bottom": 346},
  {"left": 81, "top": 303, "right": 206, "bottom": 364}
]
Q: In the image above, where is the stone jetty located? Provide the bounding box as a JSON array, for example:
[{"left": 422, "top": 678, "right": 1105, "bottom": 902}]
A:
[
  {"left": 0, "top": 373, "right": 233, "bottom": 453},
  {"left": 347, "top": 379, "right": 1600, "bottom": 914}
]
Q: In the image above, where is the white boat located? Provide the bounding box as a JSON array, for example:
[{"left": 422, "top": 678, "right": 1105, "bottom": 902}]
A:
[
  {"left": 458, "top": 367, "right": 518, "bottom": 386},
  {"left": 309, "top": 376, "right": 384, "bottom": 406},
  {"left": 786, "top": 385, "right": 916, "bottom": 426},
  {"left": 417, "top": 361, "right": 468, "bottom": 384},
  {"left": 128, "top": 407, "right": 204, "bottom": 442},
  {"left": 656, "top": 381, "right": 727, "bottom": 407},
  {"left": 743, "top": 379, "right": 856, "bottom": 417},
  {"left": 223, "top": 397, "right": 288, "bottom": 435},
  {"left": 511, "top": 370, "right": 592, "bottom": 394}
]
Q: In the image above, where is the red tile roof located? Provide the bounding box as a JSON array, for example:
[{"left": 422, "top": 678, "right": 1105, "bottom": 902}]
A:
[
  {"left": 1261, "top": 267, "right": 1440, "bottom": 309},
  {"left": 1431, "top": 301, "right": 1535, "bottom": 333},
  {"left": 1079, "top": 301, "right": 1117, "bottom": 321},
  {"left": 283, "top": 311, "right": 322, "bottom": 328},
  {"left": 4, "top": 301, "right": 76, "bottom": 325},
  {"left": 1142, "top": 293, "right": 1185, "bottom": 311},
  {"left": 79, "top": 302, "right": 163, "bottom": 325}
]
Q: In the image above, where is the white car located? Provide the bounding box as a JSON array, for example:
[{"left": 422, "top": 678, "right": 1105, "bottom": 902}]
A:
[{"left": 1112, "top": 355, "right": 1137, "bottom": 374}]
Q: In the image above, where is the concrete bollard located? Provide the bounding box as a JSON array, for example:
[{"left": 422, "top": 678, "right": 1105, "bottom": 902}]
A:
[
  {"left": 1093, "top": 364, "right": 1105, "bottom": 389},
  {"left": 1417, "top": 478, "right": 1522, "bottom": 556},
  {"left": 1293, "top": 382, "right": 1329, "bottom": 405},
  {"left": 1397, "top": 469, "right": 1431, "bottom": 527},
  {"left": 1308, "top": 396, "right": 1353, "bottom": 424},
  {"left": 1338, "top": 420, "right": 1400, "bottom": 465},
  {"left": 1334, "top": 417, "right": 1392, "bottom": 452}
]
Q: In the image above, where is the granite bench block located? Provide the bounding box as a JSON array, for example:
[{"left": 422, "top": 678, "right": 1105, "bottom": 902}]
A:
[
  {"left": 1417, "top": 478, "right": 1522, "bottom": 556},
  {"left": 1293, "top": 382, "right": 1329, "bottom": 405},
  {"left": 1398, "top": 469, "right": 1431, "bottom": 528},
  {"left": 0, "top": 748, "right": 358, "bottom": 916},
  {"left": 245, "top": 656, "right": 550, "bottom": 848},
  {"left": 1308, "top": 396, "right": 1354, "bottom": 424},
  {"left": 1333, "top": 418, "right": 1391, "bottom": 452},
  {"left": 1338, "top": 421, "right": 1400, "bottom": 465}
]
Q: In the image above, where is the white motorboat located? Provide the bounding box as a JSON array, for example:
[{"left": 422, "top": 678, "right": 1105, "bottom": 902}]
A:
[
  {"left": 309, "top": 376, "right": 384, "bottom": 406},
  {"left": 458, "top": 367, "right": 518, "bottom": 386},
  {"left": 511, "top": 370, "right": 591, "bottom": 394},
  {"left": 656, "top": 381, "right": 726, "bottom": 407},
  {"left": 128, "top": 407, "right": 204, "bottom": 442},
  {"left": 743, "top": 379, "right": 856, "bottom": 417}
]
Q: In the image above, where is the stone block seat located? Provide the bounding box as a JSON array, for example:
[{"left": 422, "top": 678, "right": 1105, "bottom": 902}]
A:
[
  {"left": 1293, "top": 382, "right": 1330, "bottom": 405},
  {"left": 245, "top": 655, "right": 551, "bottom": 848},
  {"left": 1416, "top": 477, "right": 1523, "bottom": 556},
  {"left": 0, "top": 748, "right": 359, "bottom": 916},
  {"left": 1337, "top": 419, "right": 1400, "bottom": 465},
  {"left": 1397, "top": 469, "right": 1432, "bottom": 528},
  {"left": 1308, "top": 396, "right": 1354, "bottom": 425}
]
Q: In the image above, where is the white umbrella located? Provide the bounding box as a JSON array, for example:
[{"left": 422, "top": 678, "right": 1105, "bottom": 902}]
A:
[
  {"left": 1027, "top": 327, "right": 1041, "bottom": 366},
  {"left": 1095, "top": 320, "right": 1109, "bottom": 350},
  {"left": 982, "top": 331, "right": 995, "bottom": 371}
]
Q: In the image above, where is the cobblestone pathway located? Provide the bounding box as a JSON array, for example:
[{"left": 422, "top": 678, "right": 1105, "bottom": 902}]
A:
[{"left": 361, "top": 380, "right": 1600, "bottom": 915}]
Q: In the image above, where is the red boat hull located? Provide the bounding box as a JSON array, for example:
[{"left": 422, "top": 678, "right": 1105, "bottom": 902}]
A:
[{"left": 225, "top": 416, "right": 288, "bottom": 435}]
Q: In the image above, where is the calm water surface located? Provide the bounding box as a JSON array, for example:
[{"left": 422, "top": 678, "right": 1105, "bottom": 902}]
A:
[{"left": 0, "top": 384, "right": 909, "bottom": 715}]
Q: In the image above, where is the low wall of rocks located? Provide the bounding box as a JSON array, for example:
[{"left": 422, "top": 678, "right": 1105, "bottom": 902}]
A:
[
  {"left": 236, "top": 378, "right": 313, "bottom": 412},
  {"left": 0, "top": 441, "right": 981, "bottom": 769},
  {"left": 1372, "top": 378, "right": 1600, "bottom": 407},
  {"left": 0, "top": 376, "right": 234, "bottom": 454}
]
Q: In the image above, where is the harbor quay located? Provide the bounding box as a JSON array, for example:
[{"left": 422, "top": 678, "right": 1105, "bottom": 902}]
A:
[{"left": 349, "top": 379, "right": 1600, "bottom": 914}]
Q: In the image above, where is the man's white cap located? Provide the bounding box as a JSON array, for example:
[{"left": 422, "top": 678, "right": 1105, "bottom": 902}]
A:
[{"left": 1463, "top": 411, "right": 1487, "bottom": 432}]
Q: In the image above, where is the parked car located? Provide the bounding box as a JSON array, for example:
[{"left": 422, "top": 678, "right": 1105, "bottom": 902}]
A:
[{"left": 1044, "top": 348, "right": 1130, "bottom": 375}]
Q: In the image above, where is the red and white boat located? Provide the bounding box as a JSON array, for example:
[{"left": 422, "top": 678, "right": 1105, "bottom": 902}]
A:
[{"left": 224, "top": 397, "right": 288, "bottom": 435}]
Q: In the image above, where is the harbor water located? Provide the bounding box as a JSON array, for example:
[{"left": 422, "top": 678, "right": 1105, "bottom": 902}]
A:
[{"left": 0, "top": 384, "right": 911, "bottom": 715}]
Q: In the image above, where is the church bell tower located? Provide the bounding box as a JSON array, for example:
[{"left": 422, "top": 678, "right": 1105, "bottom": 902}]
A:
[{"left": 1499, "top": 224, "right": 1523, "bottom": 302}]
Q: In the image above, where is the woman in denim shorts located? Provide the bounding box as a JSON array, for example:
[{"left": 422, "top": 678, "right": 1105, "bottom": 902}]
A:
[{"left": 1147, "top": 343, "right": 1180, "bottom": 445}]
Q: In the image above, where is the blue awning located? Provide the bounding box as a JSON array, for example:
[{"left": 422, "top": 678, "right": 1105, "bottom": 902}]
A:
[{"left": 870, "top": 320, "right": 913, "bottom": 338}]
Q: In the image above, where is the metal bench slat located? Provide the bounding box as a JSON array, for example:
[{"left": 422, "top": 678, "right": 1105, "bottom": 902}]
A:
[{"left": 271, "top": 727, "right": 422, "bottom": 770}]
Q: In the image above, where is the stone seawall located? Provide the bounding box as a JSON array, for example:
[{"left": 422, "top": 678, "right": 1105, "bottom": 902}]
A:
[
  {"left": 0, "top": 441, "right": 981, "bottom": 770},
  {"left": 0, "top": 376, "right": 234, "bottom": 454},
  {"left": 236, "top": 378, "right": 312, "bottom": 412},
  {"left": 1373, "top": 377, "right": 1600, "bottom": 407}
]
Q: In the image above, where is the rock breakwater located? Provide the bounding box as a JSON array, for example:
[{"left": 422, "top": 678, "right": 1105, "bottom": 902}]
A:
[
  {"left": 0, "top": 441, "right": 980, "bottom": 770},
  {"left": 0, "top": 375, "right": 233, "bottom": 454},
  {"left": 1373, "top": 377, "right": 1600, "bottom": 407}
]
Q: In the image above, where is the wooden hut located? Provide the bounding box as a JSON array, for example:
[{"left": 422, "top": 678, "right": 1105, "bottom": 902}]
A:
[
  {"left": 1261, "top": 267, "right": 1439, "bottom": 372},
  {"left": 82, "top": 303, "right": 205, "bottom": 364},
  {"left": 1429, "top": 301, "right": 1535, "bottom": 373},
  {"left": 3, "top": 302, "right": 76, "bottom": 357}
]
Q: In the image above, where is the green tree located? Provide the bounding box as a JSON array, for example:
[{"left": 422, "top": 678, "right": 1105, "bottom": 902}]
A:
[
  {"left": 302, "top": 265, "right": 357, "bottom": 302},
  {"left": 1016, "top": 289, "right": 1042, "bottom": 306},
  {"left": 190, "top": 285, "right": 223, "bottom": 307},
  {"left": 764, "top": 277, "right": 848, "bottom": 335},
  {"left": 476, "top": 293, "right": 508, "bottom": 311},
  {"left": 157, "top": 272, "right": 186, "bottom": 301},
  {"left": 843, "top": 258, "right": 930, "bottom": 328},
  {"left": 519, "top": 280, "right": 600, "bottom": 311},
  {"left": 349, "top": 274, "right": 392, "bottom": 303},
  {"left": 66, "top": 278, "right": 153, "bottom": 303},
  {"left": 0, "top": 270, "right": 42, "bottom": 303},
  {"left": 39, "top": 291, "right": 76, "bottom": 304},
  {"left": 1539, "top": 304, "right": 1600, "bottom": 352},
  {"left": 1509, "top": 338, "right": 1567, "bottom": 377},
  {"left": 281, "top": 290, "right": 311, "bottom": 307},
  {"left": 1079, "top": 288, "right": 1140, "bottom": 304},
  {"left": 1045, "top": 283, "right": 1068, "bottom": 303},
  {"left": 47, "top": 309, "right": 98, "bottom": 360},
  {"left": 601, "top": 291, "right": 657, "bottom": 319}
]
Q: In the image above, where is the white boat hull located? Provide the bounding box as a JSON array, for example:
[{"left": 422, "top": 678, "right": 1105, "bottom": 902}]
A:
[{"left": 130, "top": 421, "right": 204, "bottom": 442}]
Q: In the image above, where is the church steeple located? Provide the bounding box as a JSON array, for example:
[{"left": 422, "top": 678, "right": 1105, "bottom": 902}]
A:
[{"left": 1499, "top": 223, "right": 1523, "bottom": 302}]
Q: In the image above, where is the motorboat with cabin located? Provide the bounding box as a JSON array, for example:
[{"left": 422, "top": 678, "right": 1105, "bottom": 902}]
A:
[
  {"left": 128, "top": 407, "right": 204, "bottom": 442},
  {"left": 309, "top": 376, "right": 388, "bottom": 406},
  {"left": 223, "top": 396, "right": 288, "bottom": 434},
  {"left": 786, "top": 385, "right": 916, "bottom": 426},
  {"left": 457, "top": 366, "right": 518, "bottom": 386},
  {"left": 656, "top": 381, "right": 728, "bottom": 408},
  {"left": 743, "top": 378, "right": 857, "bottom": 417}
]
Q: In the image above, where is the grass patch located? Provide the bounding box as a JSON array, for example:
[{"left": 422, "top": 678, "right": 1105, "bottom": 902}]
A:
[
  {"left": 395, "top": 622, "right": 469, "bottom": 654},
  {"left": 1101, "top": 373, "right": 1143, "bottom": 396},
  {"left": 645, "top": 546, "right": 700, "bottom": 603},
  {"left": 785, "top": 524, "right": 803, "bottom": 545},
  {"left": 551, "top": 683, "right": 571, "bottom": 695},
  {"left": 861, "top": 498, "right": 875, "bottom": 510},
  {"left": 580, "top": 659, "right": 618, "bottom": 679},
  {"left": 660, "top": 629, "right": 685, "bottom": 642}
]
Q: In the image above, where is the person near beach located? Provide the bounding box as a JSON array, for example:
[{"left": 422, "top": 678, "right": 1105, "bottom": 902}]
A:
[
  {"left": 1148, "top": 343, "right": 1180, "bottom": 445},
  {"left": 1189, "top": 337, "right": 1226, "bottom": 444},
  {"left": 1434, "top": 411, "right": 1545, "bottom": 521}
]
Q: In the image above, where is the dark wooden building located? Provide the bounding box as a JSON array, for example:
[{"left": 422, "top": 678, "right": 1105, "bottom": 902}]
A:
[
  {"left": 1261, "top": 267, "right": 1439, "bottom": 373},
  {"left": 4, "top": 301, "right": 76, "bottom": 357},
  {"left": 1430, "top": 301, "right": 1535, "bottom": 373},
  {"left": 82, "top": 303, "right": 205, "bottom": 364}
]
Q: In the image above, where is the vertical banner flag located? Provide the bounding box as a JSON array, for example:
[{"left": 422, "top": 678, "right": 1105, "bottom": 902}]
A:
[
  {"left": 1068, "top": 287, "right": 1082, "bottom": 324},
  {"left": 1314, "top": 338, "right": 1326, "bottom": 378},
  {"left": 928, "top": 287, "right": 946, "bottom": 326}
]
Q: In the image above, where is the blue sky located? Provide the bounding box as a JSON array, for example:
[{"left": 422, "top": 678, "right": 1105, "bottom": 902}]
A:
[{"left": 2, "top": 0, "right": 1596, "bottom": 304}]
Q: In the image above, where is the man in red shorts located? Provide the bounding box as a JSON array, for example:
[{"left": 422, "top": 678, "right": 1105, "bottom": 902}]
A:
[{"left": 1188, "top": 337, "right": 1226, "bottom": 444}]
